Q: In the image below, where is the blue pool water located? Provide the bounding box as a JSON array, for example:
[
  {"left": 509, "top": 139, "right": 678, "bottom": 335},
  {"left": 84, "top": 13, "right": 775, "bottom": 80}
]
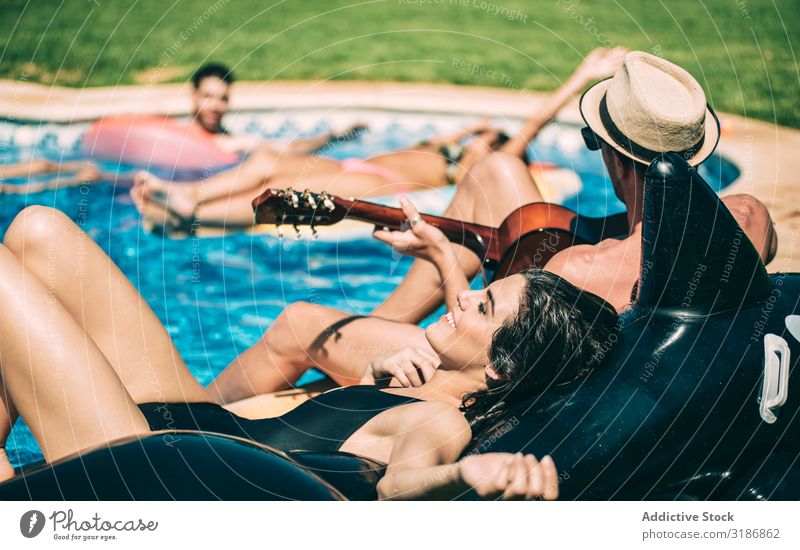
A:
[{"left": 0, "top": 111, "right": 739, "bottom": 467}]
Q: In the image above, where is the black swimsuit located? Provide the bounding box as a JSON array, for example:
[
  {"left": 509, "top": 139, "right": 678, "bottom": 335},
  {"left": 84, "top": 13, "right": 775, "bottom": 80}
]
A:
[{"left": 138, "top": 385, "right": 421, "bottom": 454}]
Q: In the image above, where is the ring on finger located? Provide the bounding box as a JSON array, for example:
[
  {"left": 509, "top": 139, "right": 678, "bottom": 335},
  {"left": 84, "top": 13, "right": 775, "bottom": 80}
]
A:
[{"left": 409, "top": 216, "right": 423, "bottom": 227}]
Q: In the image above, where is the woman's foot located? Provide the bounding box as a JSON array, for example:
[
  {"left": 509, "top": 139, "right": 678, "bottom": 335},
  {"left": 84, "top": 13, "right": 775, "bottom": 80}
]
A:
[
  {"left": 130, "top": 183, "right": 186, "bottom": 234},
  {"left": 133, "top": 171, "right": 199, "bottom": 221},
  {"left": 0, "top": 448, "right": 14, "bottom": 483}
]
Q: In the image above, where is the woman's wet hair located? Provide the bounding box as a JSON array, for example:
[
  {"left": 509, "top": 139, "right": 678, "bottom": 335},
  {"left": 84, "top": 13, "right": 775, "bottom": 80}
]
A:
[
  {"left": 192, "top": 63, "right": 234, "bottom": 89},
  {"left": 461, "top": 269, "right": 620, "bottom": 433}
]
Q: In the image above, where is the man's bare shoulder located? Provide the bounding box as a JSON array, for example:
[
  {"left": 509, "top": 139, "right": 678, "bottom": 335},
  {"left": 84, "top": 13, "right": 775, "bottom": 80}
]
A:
[
  {"left": 546, "top": 236, "right": 634, "bottom": 274},
  {"left": 544, "top": 235, "right": 640, "bottom": 307}
]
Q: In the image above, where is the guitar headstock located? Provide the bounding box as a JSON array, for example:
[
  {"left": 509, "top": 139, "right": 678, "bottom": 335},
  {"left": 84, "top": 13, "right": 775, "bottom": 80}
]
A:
[{"left": 252, "top": 188, "right": 348, "bottom": 229}]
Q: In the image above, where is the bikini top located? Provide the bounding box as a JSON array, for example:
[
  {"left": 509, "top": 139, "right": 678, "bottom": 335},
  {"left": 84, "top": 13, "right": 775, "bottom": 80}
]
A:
[
  {"left": 413, "top": 138, "right": 464, "bottom": 185},
  {"left": 138, "top": 385, "right": 421, "bottom": 454},
  {"left": 438, "top": 143, "right": 465, "bottom": 184}
]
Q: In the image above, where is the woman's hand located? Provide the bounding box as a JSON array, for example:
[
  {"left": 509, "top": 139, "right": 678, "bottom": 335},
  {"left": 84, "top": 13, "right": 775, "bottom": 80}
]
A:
[
  {"left": 458, "top": 453, "right": 559, "bottom": 500},
  {"left": 373, "top": 198, "right": 451, "bottom": 264},
  {"left": 369, "top": 347, "right": 440, "bottom": 387},
  {"left": 575, "top": 47, "right": 628, "bottom": 82}
]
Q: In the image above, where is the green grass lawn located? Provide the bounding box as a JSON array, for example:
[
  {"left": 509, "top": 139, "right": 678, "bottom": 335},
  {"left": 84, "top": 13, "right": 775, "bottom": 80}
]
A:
[{"left": 1, "top": 0, "right": 798, "bottom": 127}]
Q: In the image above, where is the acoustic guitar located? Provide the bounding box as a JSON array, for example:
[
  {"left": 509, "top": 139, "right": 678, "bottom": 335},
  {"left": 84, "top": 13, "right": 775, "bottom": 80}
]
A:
[{"left": 252, "top": 188, "right": 629, "bottom": 281}]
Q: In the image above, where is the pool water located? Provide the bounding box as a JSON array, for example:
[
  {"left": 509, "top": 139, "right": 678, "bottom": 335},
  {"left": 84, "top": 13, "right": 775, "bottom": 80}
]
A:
[{"left": 0, "top": 110, "right": 739, "bottom": 467}]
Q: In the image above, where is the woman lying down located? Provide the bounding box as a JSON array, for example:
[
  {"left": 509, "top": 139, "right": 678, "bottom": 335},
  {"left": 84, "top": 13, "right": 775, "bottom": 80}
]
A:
[{"left": 0, "top": 202, "right": 618, "bottom": 499}]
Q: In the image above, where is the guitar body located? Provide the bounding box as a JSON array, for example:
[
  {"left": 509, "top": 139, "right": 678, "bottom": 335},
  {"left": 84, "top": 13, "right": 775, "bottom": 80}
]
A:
[
  {"left": 492, "top": 203, "right": 629, "bottom": 280},
  {"left": 495, "top": 228, "right": 582, "bottom": 280}
]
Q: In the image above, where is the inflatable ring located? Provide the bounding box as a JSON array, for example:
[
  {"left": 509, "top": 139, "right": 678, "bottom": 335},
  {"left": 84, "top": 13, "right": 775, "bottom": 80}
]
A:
[{"left": 83, "top": 115, "right": 239, "bottom": 171}]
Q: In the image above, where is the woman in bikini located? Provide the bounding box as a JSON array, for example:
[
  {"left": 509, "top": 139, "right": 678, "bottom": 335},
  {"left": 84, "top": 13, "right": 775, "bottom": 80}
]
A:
[
  {"left": 0, "top": 203, "right": 617, "bottom": 498},
  {"left": 131, "top": 47, "right": 627, "bottom": 232},
  {"left": 130, "top": 121, "right": 507, "bottom": 232}
]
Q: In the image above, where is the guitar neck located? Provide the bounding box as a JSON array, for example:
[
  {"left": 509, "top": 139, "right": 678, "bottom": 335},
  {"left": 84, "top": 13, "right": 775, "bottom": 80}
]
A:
[
  {"left": 339, "top": 197, "right": 501, "bottom": 263},
  {"left": 252, "top": 189, "right": 627, "bottom": 275}
]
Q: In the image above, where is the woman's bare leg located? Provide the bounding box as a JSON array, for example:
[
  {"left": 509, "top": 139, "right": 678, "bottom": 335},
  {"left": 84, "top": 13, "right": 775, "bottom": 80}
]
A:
[
  {"left": 131, "top": 185, "right": 257, "bottom": 231},
  {"left": 373, "top": 152, "right": 545, "bottom": 323},
  {"left": 2, "top": 206, "right": 209, "bottom": 405},
  {"left": 0, "top": 158, "right": 85, "bottom": 180},
  {"left": 132, "top": 149, "right": 339, "bottom": 220},
  {"left": 0, "top": 245, "right": 149, "bottom": 463},
  {"left": 1, "top": 162, "right": 102, "bottom": 195},
  {"left": 134, "top": 167, "right": 400, "bottom": 230},
  {"left": 0, "top": 376, "right": 18, "bottom": 481},
  {"left": 206, "top": 301, "right": 428, "bottom": 404}
]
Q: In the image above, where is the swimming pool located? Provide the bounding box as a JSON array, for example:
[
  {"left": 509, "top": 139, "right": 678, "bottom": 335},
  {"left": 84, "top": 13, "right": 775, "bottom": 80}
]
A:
[{"left": 0, "top": 109, "right": 740, "bottom": 467}]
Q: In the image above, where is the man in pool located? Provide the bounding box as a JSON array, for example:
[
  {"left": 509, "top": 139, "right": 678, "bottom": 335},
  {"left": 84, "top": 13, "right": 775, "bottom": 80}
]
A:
[
  {"left": 0, "top": 64, "right": 364, "bottom": 195},
  {"left": 190, "top": 63, "right": 365, "bottom": 156},
  {"left": 205, "top": 51, "right": 777, "bottom": 404}
]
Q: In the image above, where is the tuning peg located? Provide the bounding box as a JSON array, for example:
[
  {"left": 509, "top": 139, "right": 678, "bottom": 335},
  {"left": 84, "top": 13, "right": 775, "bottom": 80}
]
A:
[
  {"left": 290, "top": 192, "right": 300, "bottom": 209},
  {"left": 302, "top": 189, "right": 317, "bottom": 209},
  {"left": 293, "top": 224, "right": 301, "bottom": 239},
  {"left": 276, "top": 225, "right": 284, "bottom": 239},
  {"left": 321, "top": 192, "right": 335, "bottom": 211},
  {"left": 310, "top": 225, "right": 319, "bottom": 240}
]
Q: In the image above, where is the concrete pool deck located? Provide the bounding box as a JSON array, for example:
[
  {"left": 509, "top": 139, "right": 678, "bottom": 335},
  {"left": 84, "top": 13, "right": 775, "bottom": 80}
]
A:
[{"left": 2, "top": 79, "right": 799, "bottom": 273}]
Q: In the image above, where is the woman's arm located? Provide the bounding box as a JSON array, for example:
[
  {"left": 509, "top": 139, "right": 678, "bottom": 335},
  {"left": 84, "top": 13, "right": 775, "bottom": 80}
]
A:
[
  {"left": 420, "top": 120, "right": 491, "bottom": 148},
  {"left": 377, "top": 402, "right": 559, "bottom": 500},
  {"left": 377, "top": 402, "right": 471, "bottom": 500},
  {"left": 500, "top": 47, "right": 627, "bottom": 159}
]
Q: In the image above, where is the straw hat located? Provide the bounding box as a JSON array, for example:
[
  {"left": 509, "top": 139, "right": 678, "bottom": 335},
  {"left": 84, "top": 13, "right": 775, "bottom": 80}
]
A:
[{"left": 579, "top": 51, "right": 720, "bottom": 166}]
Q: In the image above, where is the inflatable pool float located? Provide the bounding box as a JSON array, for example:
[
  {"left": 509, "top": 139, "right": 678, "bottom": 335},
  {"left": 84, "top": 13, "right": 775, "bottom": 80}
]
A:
[
  {"left": 83, "top": 115, "right": 239, "bottom": 172},
  {"left": 0, "top": 431, "right": 349, "bottom": 500},
  {"left": 464, "top": 153, "right": 800, "bottom": 500},
  {"left": 1, "top": 153, "right": 797, "bottom": 500}
]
